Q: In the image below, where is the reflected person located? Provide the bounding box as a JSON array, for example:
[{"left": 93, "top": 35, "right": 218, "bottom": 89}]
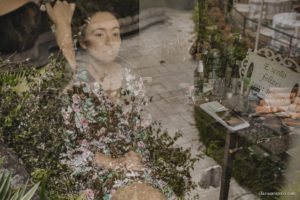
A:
[
  {"left": 48, "top": 2, "right": 166, "bottom": 200},
  {"left": 256, "top": 84, "right": 300, "bottom": 125},
  {"left": 46, "top": 1, "right": 145, "bottom": 102}
]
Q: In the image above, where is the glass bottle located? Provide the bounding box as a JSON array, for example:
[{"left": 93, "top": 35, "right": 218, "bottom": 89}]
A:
[
  {"left": 210, "top": 49, "right": 221, "bottom": 81},
  {"left": 225, "top": 64, "right": 233, "bottom": 99},
  {"left": 194, "top": 60, "right": 205, "bottom": 98},
  {"left": 225, "top": 64, "right": 232, "bottom": 88}
]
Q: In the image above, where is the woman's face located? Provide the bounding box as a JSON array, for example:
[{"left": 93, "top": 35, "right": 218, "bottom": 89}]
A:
[{"left": 84, "top": 12, "right": 121, "bottom": 64}]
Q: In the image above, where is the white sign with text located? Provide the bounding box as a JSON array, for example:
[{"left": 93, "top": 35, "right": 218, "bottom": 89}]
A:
[{"left": 247, "top": 51, "right": 300, "bottom": 96}]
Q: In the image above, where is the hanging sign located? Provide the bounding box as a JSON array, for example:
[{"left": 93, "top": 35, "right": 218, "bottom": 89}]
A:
[{"left": 240, "top": 48, "right": 300, "bottom": 97}]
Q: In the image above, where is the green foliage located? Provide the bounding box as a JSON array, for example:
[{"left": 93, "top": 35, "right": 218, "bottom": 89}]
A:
[
  {"left": 39, "top": 179, "right": 46, "bottom": 200},
  {"left": 191, "top": 2, "right": 248, "bottom": 78},
  {"left": 31, "top": 169, "right": 49, "bottom": 183},
  {"left": 0, "top": 171, "right": 40, "bottom": 200},
  {"left": 144, "top": 127, "right": 198, "bottom": 198},
  {"left": 60, "top": 84, "right": 200, "bottom": 199},
  {"left": 0, "top": 55, "right": 75, "bottom": 199},
  {"left": 1, "top": 53, "right": 200, "bottom": 199},
  {"left": 194, "top": 106, "right": 285, "bottom": 200},
  {"left": 231, "top": 35, "right": 247, "bottom": 61},
  {"left": 232, "top": 148, "right": 285, "bottom": 196},
  {"left": 0, "top": 70, "right": 30, "bottom": 93},
  {"left": 191, "top": 2, "right": 212, "bottom": 41}
]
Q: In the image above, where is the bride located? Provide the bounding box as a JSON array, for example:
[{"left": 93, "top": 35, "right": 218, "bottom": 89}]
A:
[
  {"left": 0, "top": 1, "right": 196, "bottom": 199},
  {"left": 47, "top": 1, "right": 170, "bottom": 199},
  {"left": 46, "top": 1, "right": 145, "bottom": 101}
]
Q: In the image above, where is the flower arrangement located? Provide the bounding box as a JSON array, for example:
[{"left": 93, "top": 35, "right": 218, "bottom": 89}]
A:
[
  {"left": 0, "top": 171, "right": 41, "bottom": 200},
  {"left": 0, "top": 55, "right": 199, "bottom": 199},
  {"left": 60, "top": 81, "right": 199, "bottom": 199}
]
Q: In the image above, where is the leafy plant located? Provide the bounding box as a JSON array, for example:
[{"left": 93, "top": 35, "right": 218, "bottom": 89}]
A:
[
  {"left": 190, "top": 1, "right": 248, "bottom": 78},
  {"left": 191, "top": 2, "right": 212, "bottom": 41},
  {"left": 194, "top": 106, "right": 286, "bottom": 200},
  {"left": 0, "top": 171, "right": 40, "bottom": 200},
  {"left": 144, "top": 127, "right": 198, "bottom": 198},
  {"left": 1, "top": 52, "right": 200, "bottom": 199},
  {"left": 59, "top": 84, "right": 200, "bottom": 199},
  {"left": 0, "top": 55, "right": 75, "bottom": 199}
]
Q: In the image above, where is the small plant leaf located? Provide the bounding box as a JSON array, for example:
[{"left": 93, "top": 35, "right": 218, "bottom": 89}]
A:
[
  {"left": 0, "top": 172, "right": 11, "bottom": 200},
  {"left": 10, "top": 188, "right": 20, "bottom": 200},
  {"left": 20, "top": 182, "right": 40, "bottom": 200},
  {"left": 18, "top": 180, "right": 29, "bottom": 200}
]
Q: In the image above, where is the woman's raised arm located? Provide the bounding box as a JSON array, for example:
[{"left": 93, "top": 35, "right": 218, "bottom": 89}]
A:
[{"left": 46, "top": 1, "right": 76, "bottom": 72}]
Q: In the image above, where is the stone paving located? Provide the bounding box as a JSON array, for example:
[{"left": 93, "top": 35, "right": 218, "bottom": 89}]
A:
[{"left": 119, "top": 8, "right": 259, "bottom": 200}]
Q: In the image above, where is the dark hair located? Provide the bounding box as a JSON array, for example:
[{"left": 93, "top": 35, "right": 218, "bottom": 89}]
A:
[
  {"left": 290, "top": 83, "right": 299, "bottom": 104},
  {"left": 77, "top": 11, "right": 119, "bottom": 49},
  {"left": 0, "top": 3, "right": 49, "bottom": 53},
  {"left": 78, "top": 23, "right": 89, "bottom": 48}
]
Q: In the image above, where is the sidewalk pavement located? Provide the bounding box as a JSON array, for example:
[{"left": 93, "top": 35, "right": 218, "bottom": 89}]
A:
[{"left": 119, "top": 8, "right": 259, "bottom": 200}]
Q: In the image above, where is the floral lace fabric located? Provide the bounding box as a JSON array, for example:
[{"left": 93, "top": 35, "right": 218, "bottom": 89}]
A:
[{"left": 60, "top": 63, "right": 171, "bottom": 199}]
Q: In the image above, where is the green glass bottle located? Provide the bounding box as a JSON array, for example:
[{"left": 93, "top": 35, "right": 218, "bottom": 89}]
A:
[{"left": 210, "top": 49, "right": 221, "bottom": 79}]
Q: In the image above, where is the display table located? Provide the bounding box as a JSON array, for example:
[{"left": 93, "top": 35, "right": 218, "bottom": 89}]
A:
[
  {"left": 200, "top": 100, "right": 250, "bottom": 200},
  {"left": 194, "top": 48, "right": 299, "bottom": 199},
  {"left": 196, "top": 92, "right": 295, "bottom": 155},
  {"left": 196, "top": 93, "right": 296, "bottom": 200}
]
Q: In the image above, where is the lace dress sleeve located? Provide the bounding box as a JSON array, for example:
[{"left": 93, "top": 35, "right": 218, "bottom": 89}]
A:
[
  {"left": 123, "top": 68, "right": 146, "bottom": 99},
  {"left": 120, "top": 68, "right": 152, "bottom": 127}
]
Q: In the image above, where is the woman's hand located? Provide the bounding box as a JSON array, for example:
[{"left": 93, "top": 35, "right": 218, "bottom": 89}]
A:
[
  {"left": 46, "top": 0, "right": 77, "bottom": 91},
  {"left": 45, "top": 1, "right": 75, "bottom": 27}
]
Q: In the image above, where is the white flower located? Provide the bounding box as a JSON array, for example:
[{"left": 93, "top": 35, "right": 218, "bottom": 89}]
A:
[
  {"left": 75, "top": 116, "right": 82, "bottom": 129},
  {"left": 137, "top": 141, "right": 145, "bottom": 148},
  {"left": 92, "top": 173, "right": 98, "bottom": 180},
  {"left": 80, "top": 117, "right": 88, "bottom": 129},
  {"left": 61, "top": 108, "right": 70, "bottom": 120},
  {"left": 72, "top": 94, "right": 81, "bottom": 104},
  {"left": 100, "top": 127, "right": 106, "bottom": 134},
  {"left": 125, "top": 68, "right": 135, "bottom": 82},
  {"left": 93, "top": 82, "right": 101, "bottom": 90},
  {"left": 67, "top": 106, "right": 73, "bottom": 113},
  {"left": 99, "top": 169, "right": 109, "bottom": 175},
  {"left": 110, "top": 189, "right": 117, "bottom": 195},
  {"left": 138, "top": 78, "right": 143, "bottom": 89},
  {"left": 112, "top": 180, "right": 124, "bottom": 188},
  {"left": 141, "top": 119, "right": 151, "bottom": 128},
  {"left": 126, "top": 171, "right": 139, "bottom": 177},
  {"left": 133, "top": 89, "right": 139, "bottom": 96},
  {"left": 81, "top": 139, "right": 89, "bottom": 147},
  {"left": 83, "top": 85, "right": 91, "bottom": 93},
  {"left": 82, "top": 189, "right": 94, "bottom": 200},
  {"left": 72, "top": 104, "right": 80, "bottom": 112}
]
